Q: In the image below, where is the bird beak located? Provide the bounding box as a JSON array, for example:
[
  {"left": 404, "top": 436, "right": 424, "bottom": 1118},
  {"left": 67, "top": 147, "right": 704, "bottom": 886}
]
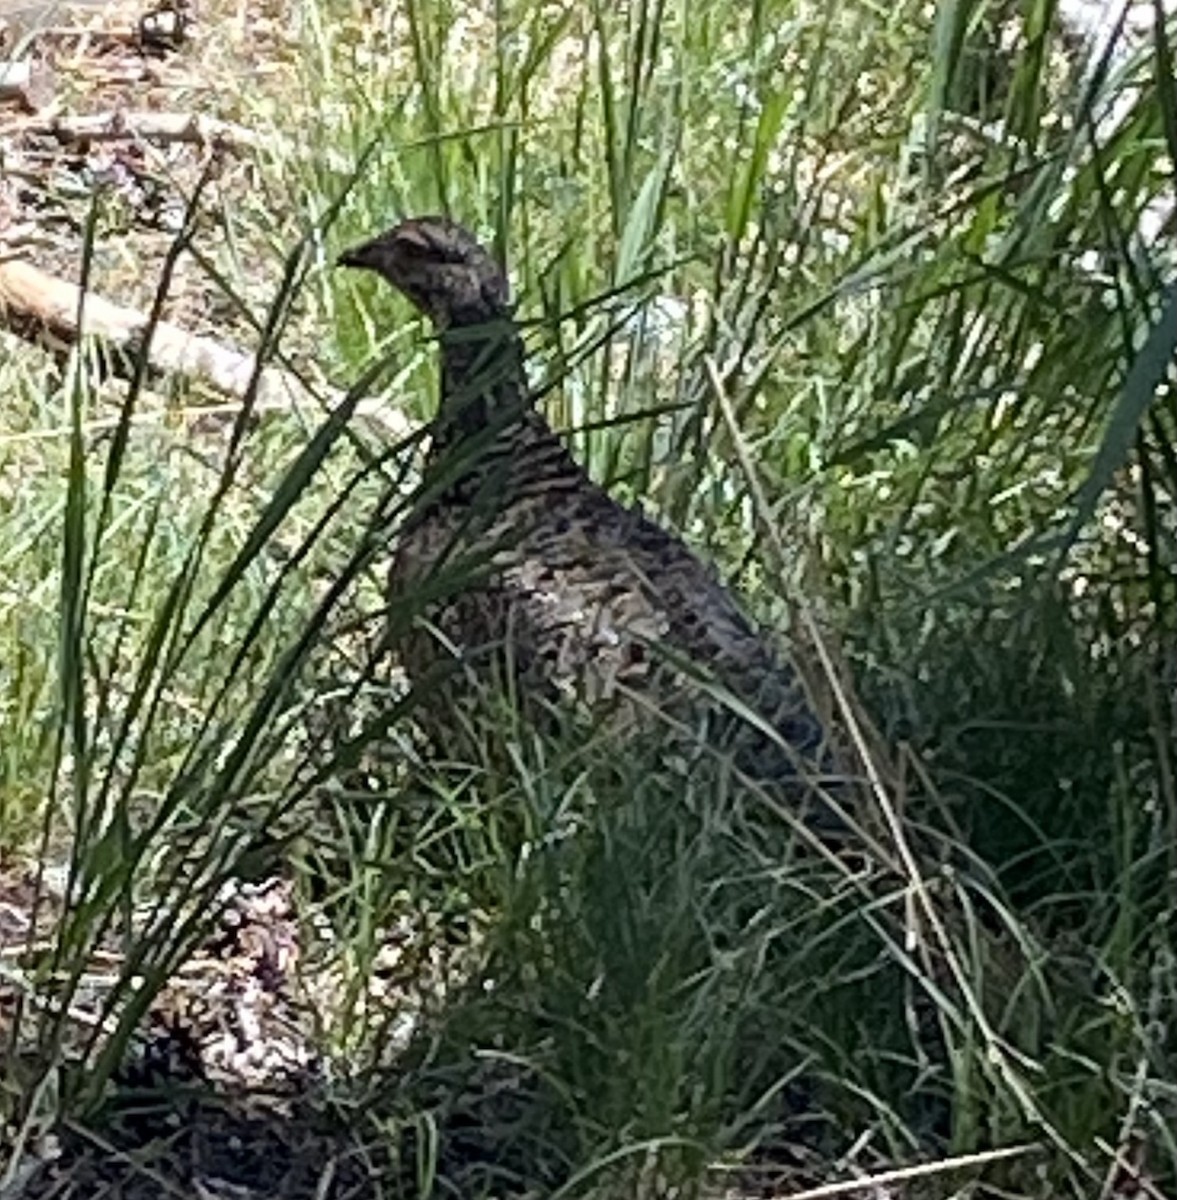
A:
[{"left": 337, "top": 239, "right": 379, "bottom": 271}]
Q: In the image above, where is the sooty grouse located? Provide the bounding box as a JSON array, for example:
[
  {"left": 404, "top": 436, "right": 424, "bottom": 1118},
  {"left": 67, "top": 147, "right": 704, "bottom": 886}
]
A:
[{"left": 339, "top": 216, "right": 835, "bottom": 786}]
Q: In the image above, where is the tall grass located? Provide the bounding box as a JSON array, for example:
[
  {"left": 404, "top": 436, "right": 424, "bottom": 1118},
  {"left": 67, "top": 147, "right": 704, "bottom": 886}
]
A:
[{"left": 0, "top": 0, "right": 1174, "bottom": 1195}]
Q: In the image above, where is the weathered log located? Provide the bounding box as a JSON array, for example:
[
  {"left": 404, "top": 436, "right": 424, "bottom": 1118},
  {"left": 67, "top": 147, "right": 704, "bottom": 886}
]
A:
[{"left": 0, "top": 256, "right": 411, "bottom": 434}]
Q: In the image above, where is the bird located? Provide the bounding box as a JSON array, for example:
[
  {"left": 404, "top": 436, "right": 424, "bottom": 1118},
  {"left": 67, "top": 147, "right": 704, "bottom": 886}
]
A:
[{"left": 337, "top": 215, "right": 837, "bottom": 793}]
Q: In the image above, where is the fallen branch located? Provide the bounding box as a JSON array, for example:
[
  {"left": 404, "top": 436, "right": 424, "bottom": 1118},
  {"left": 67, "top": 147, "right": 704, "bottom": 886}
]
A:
[
  {"left": 0, "top": 256, "right": 411, "bottom": 437},
  {"left": 9, "top": 109, "right": 263, "bottom": 151},
  {"left": 4, "top": 106, "right": 360, "bottom": 173}
]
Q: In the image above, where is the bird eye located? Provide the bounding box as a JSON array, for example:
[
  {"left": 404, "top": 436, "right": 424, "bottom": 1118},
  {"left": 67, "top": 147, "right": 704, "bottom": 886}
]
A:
[
  {"left": 394, "top": 227, "right": 467, "bottom": 265},
  {"left": 393, "top": 230, "right": 433, "bottom": 257}
]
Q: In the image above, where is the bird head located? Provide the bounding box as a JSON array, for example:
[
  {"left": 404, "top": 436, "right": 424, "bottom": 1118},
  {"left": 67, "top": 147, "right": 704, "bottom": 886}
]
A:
[{"left": 338, "top": 216, "right": 511, "bottom": 329}]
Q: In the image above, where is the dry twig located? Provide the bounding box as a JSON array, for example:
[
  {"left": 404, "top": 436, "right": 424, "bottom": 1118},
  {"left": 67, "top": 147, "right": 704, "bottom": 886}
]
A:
[
  {"left": 7, "top": 108, "right": 261, "bottom": 149},
  {"left": 0, "top": 255, "right": 411, "bottom": 435}
]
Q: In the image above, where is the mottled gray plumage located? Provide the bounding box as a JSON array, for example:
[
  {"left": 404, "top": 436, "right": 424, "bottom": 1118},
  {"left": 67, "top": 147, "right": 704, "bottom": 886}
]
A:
[{"left": 339, "top": 216, "right": 833, "bottom": 783}]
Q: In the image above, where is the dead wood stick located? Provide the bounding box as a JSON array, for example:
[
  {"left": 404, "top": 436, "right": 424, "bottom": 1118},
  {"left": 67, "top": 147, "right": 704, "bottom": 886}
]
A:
[
  {"left": 0, "top": 256, "right": 411, "bottom": 436},
  {"left": 13, "top": 110, "right": 263, "bottom": 150},
  {"left": 5, "top": 107, "right": 359, "bottom": 172}
]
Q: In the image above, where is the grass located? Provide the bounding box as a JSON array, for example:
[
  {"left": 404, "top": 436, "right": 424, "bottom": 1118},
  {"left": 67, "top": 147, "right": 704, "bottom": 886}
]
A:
[{"left": 0, "top": 0, "right": 1175, "bottom": 1195}]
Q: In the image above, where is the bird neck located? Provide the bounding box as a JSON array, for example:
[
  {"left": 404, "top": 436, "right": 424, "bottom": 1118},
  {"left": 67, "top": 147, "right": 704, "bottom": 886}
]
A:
[{"left": 434, "top": 316, "right": 528, "bottom": 449}]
